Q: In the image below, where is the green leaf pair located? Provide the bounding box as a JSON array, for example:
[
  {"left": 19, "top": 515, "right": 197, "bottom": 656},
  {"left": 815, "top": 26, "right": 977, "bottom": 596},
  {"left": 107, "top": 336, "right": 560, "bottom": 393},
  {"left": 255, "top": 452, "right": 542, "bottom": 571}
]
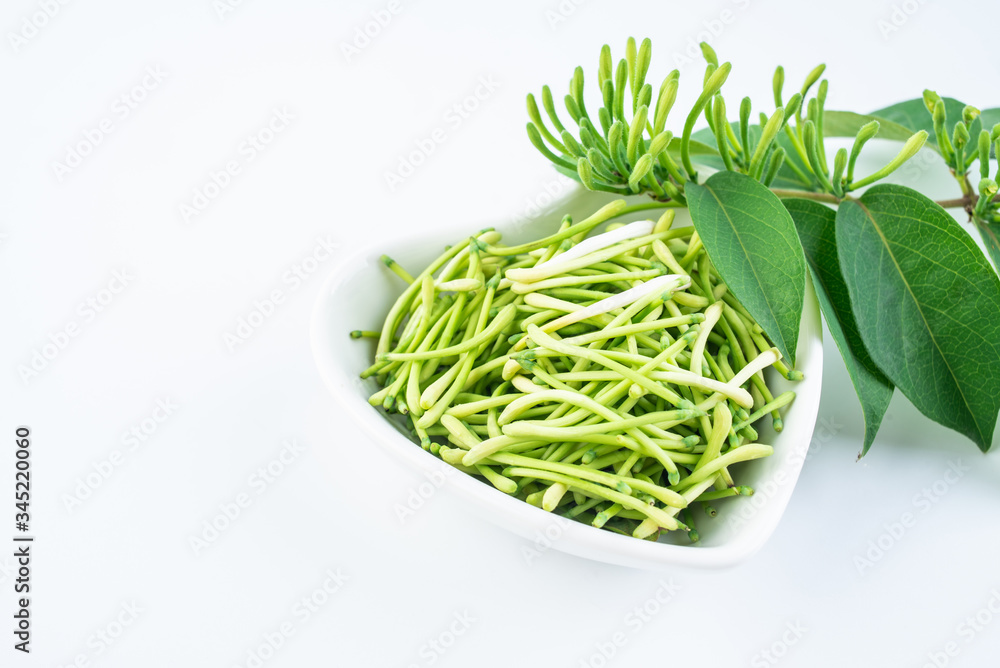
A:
[{"left": 688, "top": 174, "right": 1000, "bottom": 454}]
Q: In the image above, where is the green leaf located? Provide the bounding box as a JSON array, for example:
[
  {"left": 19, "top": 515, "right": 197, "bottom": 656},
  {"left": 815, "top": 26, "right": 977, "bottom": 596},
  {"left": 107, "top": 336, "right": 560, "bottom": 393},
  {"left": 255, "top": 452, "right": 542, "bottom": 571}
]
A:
[
  {"left": 870, "top": 97, "right": 980, "bottom": 154},
  {"left": 784, "top": 198, "right": 893, "bottom": 455},
  {"left": 974, "top": 218, "right": 1000, "bottom": 272},
  {"left": 686, "top": 171, "right": 806, "bottom": 364},
  {"left": 823, "top": 110, "right": 916, "bottom": 143},
  {"left": 836, "top": 184, "right": 1000, "bottom": 451},
  {"left": 980, "top": 107, "right": 1000, "bottom": 134}
]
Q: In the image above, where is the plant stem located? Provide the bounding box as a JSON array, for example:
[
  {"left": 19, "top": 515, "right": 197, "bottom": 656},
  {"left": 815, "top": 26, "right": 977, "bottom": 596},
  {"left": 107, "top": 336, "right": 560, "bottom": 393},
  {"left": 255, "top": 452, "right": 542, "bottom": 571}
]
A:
[
  {"left": 768, "top": 187, "right": 1000, "bottom": 212},
  {"left": 768, "top": 189, "right": 839, "bottom": 203},
  {"left": 936, "top": 194, "right": 1000, "bottom": 212}
]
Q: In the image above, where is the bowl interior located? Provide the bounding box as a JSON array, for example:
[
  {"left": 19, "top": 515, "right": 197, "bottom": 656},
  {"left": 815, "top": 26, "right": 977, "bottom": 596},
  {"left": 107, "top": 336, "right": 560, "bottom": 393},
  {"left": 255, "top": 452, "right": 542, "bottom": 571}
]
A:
[{"left": 311, "top": 189, "right": 823, "bottom": 569}]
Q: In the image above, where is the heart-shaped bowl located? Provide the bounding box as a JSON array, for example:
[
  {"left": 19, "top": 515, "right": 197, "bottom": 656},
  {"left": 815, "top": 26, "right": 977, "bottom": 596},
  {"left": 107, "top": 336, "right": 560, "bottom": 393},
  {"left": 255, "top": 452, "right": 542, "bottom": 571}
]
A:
[{"left": 311, "top": 188, "right": 823, "bottom": 570}]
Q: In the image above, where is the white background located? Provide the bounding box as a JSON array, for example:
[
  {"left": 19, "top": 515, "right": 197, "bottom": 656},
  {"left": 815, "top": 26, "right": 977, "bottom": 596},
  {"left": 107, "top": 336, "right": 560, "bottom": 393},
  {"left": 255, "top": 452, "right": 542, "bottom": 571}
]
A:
[{"left": 3, "top": 0, "right": 1000, "bottom": 666}]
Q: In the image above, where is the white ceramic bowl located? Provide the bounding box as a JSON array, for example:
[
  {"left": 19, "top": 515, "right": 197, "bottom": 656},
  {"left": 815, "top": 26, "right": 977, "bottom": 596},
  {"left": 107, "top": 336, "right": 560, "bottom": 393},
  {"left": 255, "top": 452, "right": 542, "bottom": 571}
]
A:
[{"left": 311, "top": 188, "right": 823, "bottom": 570}]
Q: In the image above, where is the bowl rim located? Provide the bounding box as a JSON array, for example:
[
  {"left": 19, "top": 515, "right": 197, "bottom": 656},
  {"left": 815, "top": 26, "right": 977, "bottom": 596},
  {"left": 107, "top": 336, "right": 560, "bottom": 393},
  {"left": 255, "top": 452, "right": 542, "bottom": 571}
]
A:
[{"left": 310, "top": 192, "right": 824, "bottom": 570}]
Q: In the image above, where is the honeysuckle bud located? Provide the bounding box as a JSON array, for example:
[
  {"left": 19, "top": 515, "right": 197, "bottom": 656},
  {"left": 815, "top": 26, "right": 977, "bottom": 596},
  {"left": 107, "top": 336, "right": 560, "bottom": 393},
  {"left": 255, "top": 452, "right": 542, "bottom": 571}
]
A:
[
  {"left": 803, "top": 120, "right": 834, "bottom": 191},
  {"left": 586, "top": 148, "right": 612, "bottom": 178},
  {"left": 598, "top": 106, "right": 612, "bottom": 135},
  {"left": 978, "top": 178, "right": 997, "bottom": 198},
  {"left": 700, "top": 41, "right": 719, "bottom": 67},
  {"left": 711, "top": 94, "right": 734, "bottom": 171},
  {"left": 800, "top": 63, "right": 826, "bottom": 97},
  {"left": 633, "top": 38, "right": 652, "bottom": 103},
  {"left": 749, "top": 108, "right": 784, "bottom": 180},
  {"left": 762, "top": 146, "right": 786, "bottom": 187},
  {"left": 681, "top": 61, "right": 732, "bottom": 178},
  {"left": 577, "top": 157, "right": 596, "bottom": 190},
  {"left": 653, "top": 73, "right": 678, "bottom": 135},
  {"left": 953, "top": 121, "right": 970, "bottom": 150},
  {"left": 578, "top": 117, "right": 601, "bottom": 150},
  {"left": 832, "top": 147, "right": 848, "bottom": 196},
  {"left": 783, "top": 93, "right": 802, "bottom": 126},
  {"left": 627, "top": 153, "right": 654, "bottom": 190},
  {"left": 849, "top": 130, "right": 929, "bottom": 190},
  {"left": 979, "top": 129, "right": 992, "bottom": 180},
  {"left": 613, "top": 58, "right": 628, "bottom": 121},
  {"left": 739, "top": 96, "right": 752, "bottom": 155},
  {"left": 637, "top": 82, "right": 652, "bottom": 111},
  {"left": 560, "top": 130, "right": 585, "bottom": 158},
  {"left": 933, "top": 99, "right": 955, "bottom": 160},
  {"left": 527, "top": 93, "right": 565, "bottom": 153},
  {"left": 922, "top": 89, "right": 941, "bottom": 115},
  {"left": 963, "top": 105, "right": 980, "bottom": 126},
  {"left": 563, "top": 93, "right": 582, "bottom": 123},
  {"left": 806, "top": 97, "right": 818, "bottom": 125},
  {"left": 648, "top": 130, "right": 672, "bottom": 158},
  {"left": 627, "top": 104, "right": 649, "bottom": 164},
  {"left": 598, "top": 44, "right": 612, "bottom": 87},
  {"left": 601, "top": 78, "right": 614, "bottom": 114},
  {"left": 625, "top": 36, "right": 637, "bottom": 84},
  {"left": 526, "top": 122, "right": 574, "bottom": 169},
  {"left": 772, "top": 66, "right": 785, "bottom": 106},
  {"left": 608, "top": 120, "right": 624, "bottom": 160}
]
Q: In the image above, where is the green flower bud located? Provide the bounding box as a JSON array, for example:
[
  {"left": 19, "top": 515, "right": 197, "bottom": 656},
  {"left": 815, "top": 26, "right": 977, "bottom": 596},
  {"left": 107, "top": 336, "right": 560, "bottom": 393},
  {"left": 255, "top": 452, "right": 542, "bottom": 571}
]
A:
[
  {"left": 739, "top": 96, "right": 752, "bottom": 156},
  {"left": 613, "top": 58, "right": 628, "bottom": 121},
  {"left": 564, "top": 93, "right": 582, "bottom": 123},
  {"left": 652, "top": 73, "right": 679, "bottom": 135},
  {"left": 850, "top": 130, "right": 928, "bottom": 190},
  {"left": 832, "top": 147, "right": 848, "bottom": 196},
  {"left": 963, "top": 105, "right": 980, "bottom": 126},
  {"left": 560, "top": 130, "right": 586, "bottom": 158},
  {"left": 601, "top": 78, "right": 614, "bottom": 114},
  {"left": 749, "top": 107, "right": 784, "bottom": 179},
  {"left": 702, "top": 62, "right": 717, "bottom": 88},
  {"left": 648, "top": 130, "right": 673, "bottom": 158},
  {"left": 577, "top": 157, "right": 596, "bottom": 190},
  {"left": 628, "top": 153, "right": 654, "bottom": 190},
  {"left": 806, "top": 97, "right": 818, "bottom": 124},
  {"left": 712, "top": 94, "right": 734, "bottom": 171},
  {"left": 633, "top": 37, "right": 653, "bottom": 102},
  {"left": 598, "top": 44, "right": 613, "bottom": 87},
  {"left": 922, "top": 89, "right": 941, "bottom": 115},
  {"left": 762, "top": 146, "right": 786, "bottom": 187},
  {"left": 527, "top": 93, "right": 565, "bottom": 153},
  {"left": 803, "top": 120, "right": 834, "bottom": 192},
  {"left": 700, "top": 42, "right": 718, "bottom": 67},
  {"left": 932, "top": 100, "right": 955, "bottom": 160},
  {"left": 586, "top": 148, "right": 614, "bottom": 179},
  {"left": 783, "top": 93, "right": 802, "bottom": 126},
  {"left": 625, "top": 37, "right": 637, "bottom": 85},
  {"left": 978, "top": 129, "right": 992, "bottom": 181},
  {"left": 608, "top": 120, "right": 626, "bottom": 171},
  {"left": 637, "top": 83, "right": 652, "bottom": 111},
  {"left": 978, "top": 178, "right": 997, "bottom": 198},
  {"left": 953, "top": 120, "right": 970, "bottom": 150},
  {"left": 772, "top": 66, "right": 785, "bottom": 106},
  {"left": 627, "top": 104, "right": 649, "bottom": 164},
  {"left": 800, "top": 63, "right": 826, "bottom": 98}
]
